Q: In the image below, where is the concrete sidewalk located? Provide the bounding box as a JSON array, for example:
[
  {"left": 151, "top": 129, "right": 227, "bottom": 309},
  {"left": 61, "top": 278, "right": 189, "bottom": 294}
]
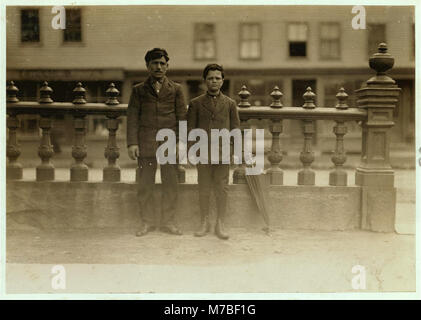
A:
[{"left": 6, "top": 228, "right": 415, "bottom": 293}]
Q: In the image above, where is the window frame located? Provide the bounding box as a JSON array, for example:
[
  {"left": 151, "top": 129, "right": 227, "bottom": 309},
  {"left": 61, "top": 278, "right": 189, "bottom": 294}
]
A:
[
  {"left": 239, "top": 22, "right": 262, "bottom": 61},
  {"left": 319, "top": 22, "right": 341, "bottom": 60},
  {"left": 286, "top": 22, "right": 309, "bottom": 59},
  {"left": 62, "top": 7, "right": 84, "bottom": 45},
  {"left": 193, "top": 22, "right": 217, "bottom": 61},
  {"left": 20, "top": 8, "right": 41, "bottom": 44}
]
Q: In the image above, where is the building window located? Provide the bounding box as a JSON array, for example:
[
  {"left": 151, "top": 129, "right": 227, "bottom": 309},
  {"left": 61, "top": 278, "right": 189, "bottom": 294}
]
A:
[
  {"left": 21, "top": 9, "right": 40, "bottom": 42},
  {"left": 240, "top": 23, "right": 262, "bottom": 59},
  {"left": 320, "top": 23, "right": 340, "bottom": 59},
  {"left": 64, "top": 8, "right": 82, "bottom": 42},
  {"left": 288, "top": 23, "right": 308, "bottom": 57},
  {"left": 367, "top": 24, "right": 386, "bottom": 56},
  {"left": 194, "top": 23, "right": 216, "bottom": 60}
]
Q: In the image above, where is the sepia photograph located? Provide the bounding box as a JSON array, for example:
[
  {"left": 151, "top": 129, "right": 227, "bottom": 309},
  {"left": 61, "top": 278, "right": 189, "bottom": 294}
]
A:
[{"left": 3, "top": 1, "right": 418, "bottom": 298}]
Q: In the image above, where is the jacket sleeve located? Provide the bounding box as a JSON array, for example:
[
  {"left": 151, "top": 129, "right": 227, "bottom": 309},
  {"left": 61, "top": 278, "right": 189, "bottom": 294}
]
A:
[
  {"left": 230, "top": 99, "right": 240, "bottom": 131},
  {"left": 175, "top": 84, "right": 187, "bottom": 142},
  {"left": 126, "top": 86, "right": 140, "bottom": 147}
]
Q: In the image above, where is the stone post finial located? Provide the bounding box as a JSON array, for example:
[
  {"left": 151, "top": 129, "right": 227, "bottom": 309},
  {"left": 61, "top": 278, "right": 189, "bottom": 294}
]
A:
[
  {"left": 302, "top": 87, "right": 316, "bottom": 109},
  {"left": 238, "top": 85, "right": 251, "bottom": 108},
  {"left": 335, "top": 87, "right": 349, "bottom": 109},
  {"left": 73, "top": 82, "right": 87, "bottom": 104},
  {"left": 270, "top": 86, "right": 283, "bottom": 108},
  {"left": 39, "top": 81, "right": 54, "bottom": 104},
  {"left": 368, "top": 42, "right": 395, "bottom": 85},
  {"left": 7, "top": 81, "right": 19, "bottom": 103},
  {"left": 105, "top": 83, "right": 120, "bottom": 105}
]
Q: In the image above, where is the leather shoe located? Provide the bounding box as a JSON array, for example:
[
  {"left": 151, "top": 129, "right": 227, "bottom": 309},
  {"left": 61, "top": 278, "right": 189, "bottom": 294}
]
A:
[
  {"left": 160, "top": 224, "right": 183, "bottom": 235},
  {"left": 135, "top": 224, "right": 155, "bottom": 237},
  {"left": 215, "top": 219, "right": 229, "bottom": 240},
  {"left": 194, "top": 217, "right": 211, "bottom": 237}
]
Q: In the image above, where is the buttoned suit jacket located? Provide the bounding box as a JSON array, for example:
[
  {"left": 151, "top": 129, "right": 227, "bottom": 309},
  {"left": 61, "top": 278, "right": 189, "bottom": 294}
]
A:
[
  {"left": 187, "top": 92, "right": 240, "bottom": 163},
  {"left": 127, "top": 76, "right": 187, "bottom": 158}
]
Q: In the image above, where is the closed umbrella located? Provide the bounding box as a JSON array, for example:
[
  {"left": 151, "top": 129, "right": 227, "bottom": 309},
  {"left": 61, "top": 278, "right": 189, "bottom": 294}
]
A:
[{"left": 245, "top": 168, "right": 271, "bottom": 235}]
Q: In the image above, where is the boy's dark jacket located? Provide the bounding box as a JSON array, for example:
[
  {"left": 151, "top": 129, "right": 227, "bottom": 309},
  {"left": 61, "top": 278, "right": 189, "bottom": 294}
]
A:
[{"left": 187, "top": 92, "right": 240, "bottom": 162}]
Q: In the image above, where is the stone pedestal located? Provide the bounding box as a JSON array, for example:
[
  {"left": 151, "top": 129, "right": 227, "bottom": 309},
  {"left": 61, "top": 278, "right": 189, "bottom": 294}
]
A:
[
  {"left": 36, "top": 165, "right": 55, "bottom": 181},
  {"left": 329, "top": 170, "right": 347, "bottom": 186},
  {"left": 7, "top": 164, "right": 23, "bottom": 180},
  {"left": 354, "top": 43, "right": 401, "bottom": 232},
  {"left": 103, "top": 167, "right": 121, "bottom": 182}
]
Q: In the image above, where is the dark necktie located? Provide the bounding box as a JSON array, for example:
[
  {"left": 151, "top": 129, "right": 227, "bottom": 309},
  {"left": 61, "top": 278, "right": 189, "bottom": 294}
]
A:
[{"left": 153, "top": 81, "right": 162, "bottom": 94}]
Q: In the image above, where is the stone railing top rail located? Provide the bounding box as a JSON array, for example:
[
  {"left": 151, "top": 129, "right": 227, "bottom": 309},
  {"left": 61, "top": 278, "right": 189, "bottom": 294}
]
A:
[{"left": 5, "top": 101, "right": 367, "bottom": 122}]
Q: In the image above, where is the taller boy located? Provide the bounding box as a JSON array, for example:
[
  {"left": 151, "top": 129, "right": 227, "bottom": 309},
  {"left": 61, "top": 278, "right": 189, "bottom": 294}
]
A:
[
  {"left": 187, "top": 64, "right": 240, "bottom": 240},
  {"left": 127, "top": 48, "right": 187, "bottom": 236}
]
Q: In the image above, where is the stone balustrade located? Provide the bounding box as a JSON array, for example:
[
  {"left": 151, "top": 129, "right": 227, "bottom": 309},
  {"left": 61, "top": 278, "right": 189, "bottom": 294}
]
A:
[{"left": 5, "top": 43, "right": 401, "bottom": 232}]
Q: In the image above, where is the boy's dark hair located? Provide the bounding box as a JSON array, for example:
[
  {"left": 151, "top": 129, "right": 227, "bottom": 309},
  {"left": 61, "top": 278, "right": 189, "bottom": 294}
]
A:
[
  {"left": 202, "top": 63, "right": 224, "bottom": 80},
  {"left": 145, "top": 48, "right": 169, "bottom": 63}
]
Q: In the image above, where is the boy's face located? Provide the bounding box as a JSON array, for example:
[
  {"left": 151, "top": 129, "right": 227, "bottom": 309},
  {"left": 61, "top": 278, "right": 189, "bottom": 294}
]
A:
[
  {"left": 147, "top": 56, "right": 168, "bottom": 80},
  {"left": 205, "top": 70, "right": 224, "bottom": 93}
]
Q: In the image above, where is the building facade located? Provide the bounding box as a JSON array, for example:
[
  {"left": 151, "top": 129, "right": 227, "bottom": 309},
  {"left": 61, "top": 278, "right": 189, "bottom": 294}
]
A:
[{"left": 6, "top": 5, "right": 415, "bottom": 148}]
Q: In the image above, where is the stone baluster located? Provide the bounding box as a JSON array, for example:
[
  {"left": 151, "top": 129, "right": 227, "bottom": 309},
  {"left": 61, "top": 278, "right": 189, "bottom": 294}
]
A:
[
  {"left": 103, "top": 83, "right": 121, "bottom": 182},
  {"left": 6, "top": 115, "right": 22, "bottom": 180},
  {"left": 355, "top": 43, "right": 401, "bottom": 232},
  {"left": 6, "top": 81, "right": 22, "bottom": 180},
  {"left": 7, "top": 114, "right": 22, "bottom": 180},
  {"left": 298, "top": 87, "right": 316, "bottom": 185},
  {"left": 329, "top": 88, "right": 349, "bottom": 186},
  {"left": 36, "top": 81, "right": 55, "bottom": 181},
  {"left": 267, "top": 86, "right": 284, "bottom": 184},
  {"left": 71, "top": 82, "right": 88, "bottom": 181},
  {"left": 233, "top": 85, "right": 251, "bottom": 184},
  {"left": 267, "top": 120, "right": 283, "bottom": 185},
  {"left": 329, "top": 123, "right": 348, "bottom": 186}
]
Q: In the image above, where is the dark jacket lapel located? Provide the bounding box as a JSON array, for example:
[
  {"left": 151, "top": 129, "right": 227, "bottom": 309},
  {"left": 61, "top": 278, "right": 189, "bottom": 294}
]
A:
[
  {"left": 215, "top": 93, "right": 228, "bottom": 114},
  {"left": 145, "top": 76, "right": 157, "bottom": 97},
  {"left": 200, "top": 95, "right": 216, "bottom": 115},
  {"left": 158, "top": 77, "right": 171, "bottom": 97}
]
